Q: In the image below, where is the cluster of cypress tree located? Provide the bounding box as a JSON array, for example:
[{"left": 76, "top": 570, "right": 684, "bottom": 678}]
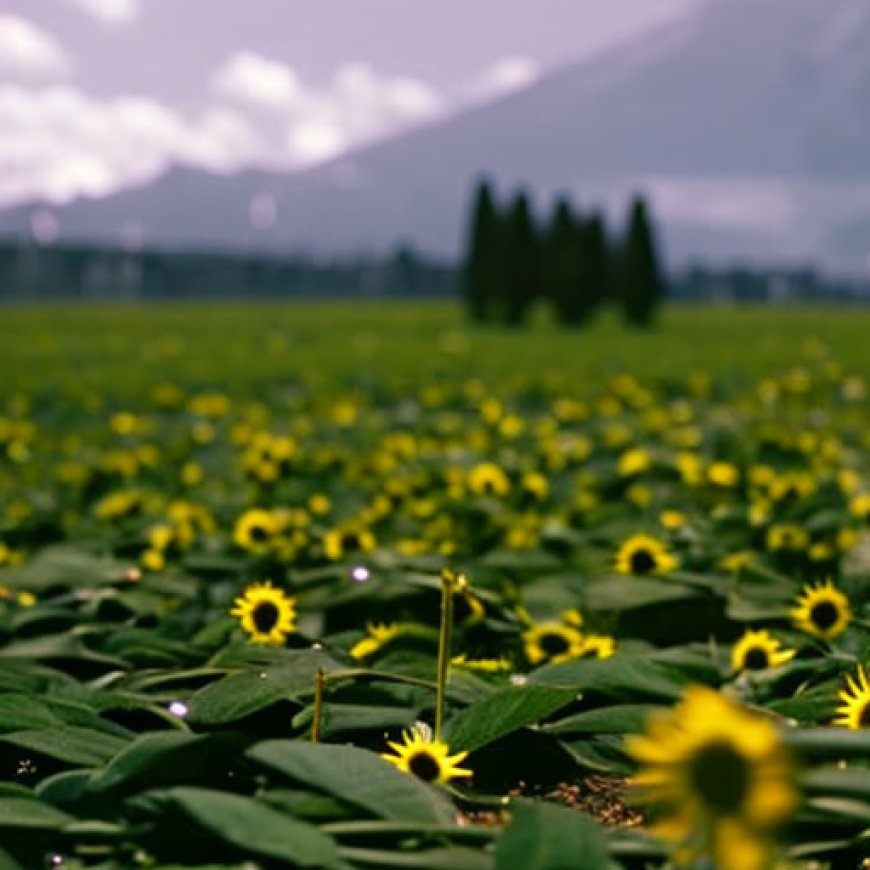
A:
[{"left": 462, "top": 179, "right": 665, "bottom": 327}]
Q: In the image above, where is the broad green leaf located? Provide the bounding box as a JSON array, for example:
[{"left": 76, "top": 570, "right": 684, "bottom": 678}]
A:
[
  {"left": 0, "top": 727, "right": 129, "bottom": 766},
  {"left": 529, "top": 657, "right": 697, "bottom": 702},
  {"left": 188, "top": 651, "right": 339, "bottom": 725},
  {"left": 543, "top": 704, "right": 661, "bottom": 735},
  {"left": 494, "top": 800, "right": 610, "bottom": 869},
  {"left": 445, "top": 685, "right": 576, "bottom": 753},
  {"left": 0, "top": 796, "right": 73, "bottom": 829},
  {"left": 144, "top": 787, "right": 348, "bottom": 869},
  {"left": 86, "top": 731, "right": 213, "bottom": 795},
  {"left": 248, "top": 741, "right": 454, "bottom": 825},
  {"left": 340, "top": 846, "right": 493, "bottom": 869}
]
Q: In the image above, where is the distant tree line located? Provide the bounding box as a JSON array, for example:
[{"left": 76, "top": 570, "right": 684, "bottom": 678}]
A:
[
  {"left": 0, "top": 240, "right": 456, "bottom": 302},
  {"left": 463, "top": 179, "right": 665, "bottom": 327}
]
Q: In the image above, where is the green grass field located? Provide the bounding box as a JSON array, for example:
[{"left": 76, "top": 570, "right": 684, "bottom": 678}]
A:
[{"left": 6, "top": 302, "right": 870, "bottom": 398}]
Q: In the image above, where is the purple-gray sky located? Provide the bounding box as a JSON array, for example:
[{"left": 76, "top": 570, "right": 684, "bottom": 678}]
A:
[{"left": 0, "top": 0, "right": 694, "bottom": 205}]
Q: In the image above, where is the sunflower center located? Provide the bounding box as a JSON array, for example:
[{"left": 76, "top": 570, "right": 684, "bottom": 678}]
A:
[
  {"left": 407, "top": 751, "right": 441, "bottom": 782},
  {"left": 252, "top": 601, "right": 280, "bottom": 633},
  {"left": 630, "top": 548, "right": 657, "bottom": 574},
  {"left": 341, "top": 531, "right": 361, "bottom": 552},
  {"left": 860, "top": 702, "right": 870, "bottom": 728},
  {"left": 249, "top": 524, "right": 269, "bottom": 543},
  {"left": 688, "top": 739, "right": 750, "bottom": 815},
  {"left": 538, "top": 631, "right": 571, "bottom": 656},
  {"left": 743, "top": 646, "right": 770, "bottom": 670},
  {"left": 809, "top": 601, "right": 839, "bottom": 631}
]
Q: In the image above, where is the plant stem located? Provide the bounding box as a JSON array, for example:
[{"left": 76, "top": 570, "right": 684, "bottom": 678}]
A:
[
  {"left": 311, "top": 666, "right": 325, "bottom": 743},
  {"left": 435, "top": 568, "right": 460, "bottom": 740}
]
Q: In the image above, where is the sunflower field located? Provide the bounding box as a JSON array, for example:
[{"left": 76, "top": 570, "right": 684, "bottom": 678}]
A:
[{"left": 2, "top": 303, "right": 870, "bottom": 870}]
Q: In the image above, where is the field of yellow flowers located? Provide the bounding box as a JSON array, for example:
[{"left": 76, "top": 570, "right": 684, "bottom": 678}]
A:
[{"left": 2, "top": 302, "right": 870, "bottom": 870}]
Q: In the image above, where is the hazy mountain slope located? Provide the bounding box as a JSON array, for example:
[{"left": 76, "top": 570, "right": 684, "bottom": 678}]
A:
[{"left": 1, "top": 0, "right": 869, "bottom": 268}]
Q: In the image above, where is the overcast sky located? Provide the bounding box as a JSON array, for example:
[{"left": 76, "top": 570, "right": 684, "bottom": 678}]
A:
[{"left": 0, "top": 0, "right": 695, "bottom": 206}]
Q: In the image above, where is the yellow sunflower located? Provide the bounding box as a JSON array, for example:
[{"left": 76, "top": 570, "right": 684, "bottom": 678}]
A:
[
  {"left": 349, "top": 623, "right": 408, "bottom": 660},
  {"left": 523, "top": 622, "right": 585, "bottom": 666},
  {"left": 626, "top": 687, "right": 796, "bottom": 870},
  {"left": 381, "top": 730, "right": 472, "bottom": 783},
  {"left": 579, "top": 634, "right": 617, "bottom": 659},
  {"left": 323, "top": 526, "right": 376, "bottom": 561},
  {"left": 467, "top": 462, "right": 510, "bottom": 497},
  {"left": 451, "top": 653, "right": 512, "bottom": 673},
  {"left": 230, "top": 581, "right": 297, "bottom": 645},
  {"left": 731, "top": 630, "right": 796, "bottom": 673},
  {"left": 615, "top": 534, "right": 678, "bottom": 576},
  {"left": 233, "top": 508, "right": 279, "bottom": 553},
  {"left": 833, "top": 665, "right": 870, "bottom": 730},
  {"left": 790, "top": 580, "right": 851, "bottom": 642}
]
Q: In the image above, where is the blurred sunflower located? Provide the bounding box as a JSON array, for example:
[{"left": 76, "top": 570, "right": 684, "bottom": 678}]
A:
[
  {"left": 230, "top": 582, "right": 297, "bottom": 645},
  {"left": 731, "top": 630, "right": 796, "bottom": 672},
  {"left": 350, "top": 623, "right": 408, "bottom": 660},
  {"left": 579, "top": 634, "right": 617, "bottom": 659},
  {"left": 615, "top": 534, "right": 678, "bottom": 576},
  {"left": 323, "top": 526, "right": 376, "bottom": 561},
  {"left": 833, "top": 665, "right": 870, "bottom": 730},
  {"left": 790, "top": 580, "right": 851, "bottom": 642},
  {"left": 234, "top": 508, "right": 279, "bottom": 553},
  {"left": 523, "top": 621, "right": 585, "bottom": 666},
  {"left": 626, "top": 687, "right": 796, "bottom": 870},
  {"left": 467, "top": 462, "right": 510, "bottom": 497},
  {"left": 381, "top": 730, "right": 472, "bottom": 783}
]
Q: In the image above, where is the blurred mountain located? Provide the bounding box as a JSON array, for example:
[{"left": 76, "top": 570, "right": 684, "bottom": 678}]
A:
[{"left": 1, "top": 0, "right": 869, "bottom": 270}]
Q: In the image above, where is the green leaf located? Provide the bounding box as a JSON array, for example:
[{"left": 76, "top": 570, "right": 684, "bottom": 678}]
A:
[
  {"left": 445, "top": 685, "right": 576, "bottom": 753},
  {"left": 785, "top": 728, "right": 870, "bottom": 760},
  {"left": 543, "top": 704, "right": 661, "bottom": 735},
  {"left": 0, "top": 796, "right": 73, "bottom": 829},
  {"left": 340, "top": 846, "right": 493, "bottom": 869},
  {"left": 144, "top": 787, "right": 348, "bottom": 869},
  {"left": 86, "top": 731, "right": 213, "bottom": 795},
  {"left": 248, "top": 741, "right": 454, "bottom": 825},
  {"left": 0, "top": 727, "right": 129, "bottom": 766},
  {"left": 495, "top": 800, "right": 610, "bottom": 869},
  {"left": 529, "top": 657, "right": 696, "bottom": 702},
  {"left": 581, "top": 576, "right": 699, "bottom": 611},
  {"left": 187, "top": 651, "right": 339, "bottom": 725}
]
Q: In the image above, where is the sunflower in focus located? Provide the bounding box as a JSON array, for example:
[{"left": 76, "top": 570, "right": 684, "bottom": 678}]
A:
[
  {"left": 833, "top": 665, "right": 870, "bottom": 730},
  {"left": 626, "top": 687, "right": 796, "bottom": 870},
  {"left": 381, "top": 729, "right": 472, "bottom": 783},
  {"left": 230, "top": 582, "right": 297, "bottom": 645},
  {"left": 790, "top": 580, "right": 851, "bottom": 642},
  {"left": 615, "top": 534, "right": 678, "bottom": 576},
  {"left": 523, "top": 621, "right": 585, "bottom": 665},
  {"left": 731, "top": 630, "right": 796, "bottom": 673}
]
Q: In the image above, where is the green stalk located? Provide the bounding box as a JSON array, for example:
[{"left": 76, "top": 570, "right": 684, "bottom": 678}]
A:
[
  {"left": 311, "top": 667, "right": 325, "bottom": 743},
  {"left": 435, "top": 568, "right": 461, "bottom": 741}
]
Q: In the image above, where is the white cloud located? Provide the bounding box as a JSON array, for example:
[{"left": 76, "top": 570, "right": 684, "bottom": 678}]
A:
[
  {"left": 0, "top": 85, "right": 257, "bottom": 206},
  {"left": 65, "top": 0, "right": 141, "bottom": 26},
  {"left": 213, "top": 52, "right": 443, "bottom": 165},
  {"left": 471, "top": 56, "right": 540, "bottom": 99},
  {"left": 213, "top": 51, "right": 301, "bottom": 112},
  {"left": 0, "top": 15, "right": 70, "bottom": 78}
]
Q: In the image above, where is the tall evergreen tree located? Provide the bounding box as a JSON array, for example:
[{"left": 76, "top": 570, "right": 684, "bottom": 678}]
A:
[
  {"left": 581, "top": 211, "right": 609, "bottom": 315},
  {"left": 620, "top": 196, "right": 665, "bottom": 327},
  {"left": 503, "top": 190, "right": 540, "bottom": 326},
  {"left": 544, "top": 198, "right": 586, "bottom": 325},
  {"left": 462, "top": 179, "right": 500, "bottom": 322}
]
